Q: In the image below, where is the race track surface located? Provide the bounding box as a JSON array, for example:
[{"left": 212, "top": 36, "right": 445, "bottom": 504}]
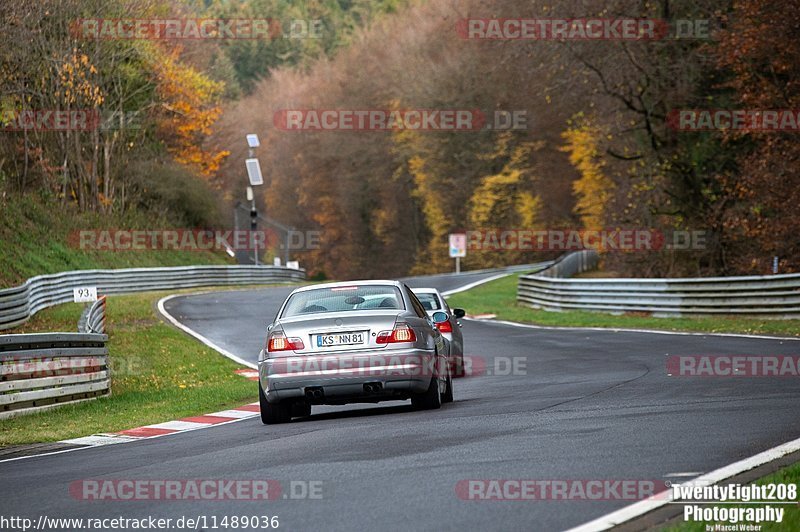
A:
[{"left": 2, "top": 267, "right": 799, "bottom": 531}]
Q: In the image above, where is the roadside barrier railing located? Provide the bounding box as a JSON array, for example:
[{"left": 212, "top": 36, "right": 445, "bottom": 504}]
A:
[
  {"left": 0, "top": 264, "right": 305, "bottom": 417},
  {"left": 0, "top": 333, "right": 109, "bottom": 420},
  {"left": 518, "top": 251, "right": 800, "bottom": 318},
  {"left": 0, "top": 265, "right": 306, "bottom": 331}
]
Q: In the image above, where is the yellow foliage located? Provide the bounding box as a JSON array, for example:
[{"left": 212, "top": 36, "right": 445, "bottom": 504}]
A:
[
  {"left": 151, "top": 46, "right": 229, "bottom": 177},
  {"left": 469, "top": 134, "right": 540, "bottom": 229},
  {"left": 56, "top": 49, "right": 104, "bottom": 107},
  {"left": 560, "top": 118, "right": 613, "bottom": 229}
]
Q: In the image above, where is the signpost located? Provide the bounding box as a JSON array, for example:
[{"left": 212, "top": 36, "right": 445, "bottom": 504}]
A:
[
  {"left": 73, "top": 287, "right": 98, "bottom": 303},
  {"left": 449, "top": 233, "right": 467, "bottom": 274},
  {"left": 246, "top": 134, "right": 263, "bottom": 265}
]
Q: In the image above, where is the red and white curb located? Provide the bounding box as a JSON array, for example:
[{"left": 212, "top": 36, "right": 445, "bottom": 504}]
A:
[{"left": 60, "top": 402, "right": 260, "bottom": 447}]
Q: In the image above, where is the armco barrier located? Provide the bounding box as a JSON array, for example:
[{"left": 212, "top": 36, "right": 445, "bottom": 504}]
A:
[
  {"left": 0, "top": 333, "right": 109, "bottom": 420},
  {"left": 518, "top": 251, "right": 800, "bottom": 318},
  {"left": 0, "top": 265, "right": 305, "bottom": 331},
  {"left": 78, "top": 296, "right": 106, "bottom": 334},
  {"left": 534, "top": 250, "right": 599, "bottom": 278}
]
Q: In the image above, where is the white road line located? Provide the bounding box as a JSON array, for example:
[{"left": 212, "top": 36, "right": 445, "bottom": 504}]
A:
[
  {"left": 146, "top": 420, "right": 210, "bottom": 431},
  {"left": 441, "top": 273, "right": 513, "bottom": 297},
  {"left": 471, "top": 317, "right": 800, "bottom": 342},
  {"left": 60, "top": 434, "right": 141, "bottom": 446},
  {"left": 210, "top": 409, "right": 258, "bottom": 419},
  {"left": 566, "top": 435, "right": 800, "bottom": 532},
  {"left": 157, "top": 294, "right": 257, "bottom": 369}
]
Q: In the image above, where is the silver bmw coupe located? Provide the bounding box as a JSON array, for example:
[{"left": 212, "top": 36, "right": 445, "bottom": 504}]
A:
[{"left": 258, "top": 280, "right": 453, "bottom": 424}]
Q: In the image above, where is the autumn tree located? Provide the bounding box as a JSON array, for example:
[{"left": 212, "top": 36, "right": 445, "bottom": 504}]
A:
[
  {"left": 714, "top": 0, "right": 800, "bottom": 273},
  {"left": 560, "top": 116, "right": 613, "bottom": 230}
]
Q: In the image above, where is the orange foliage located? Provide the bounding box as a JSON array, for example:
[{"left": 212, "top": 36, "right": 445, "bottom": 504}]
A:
[{"left": 152, "top": 46, "right": 229, "bottom": 178}]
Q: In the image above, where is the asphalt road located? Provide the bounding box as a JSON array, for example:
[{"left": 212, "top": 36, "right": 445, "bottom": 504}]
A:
[{"left": 2, "top": 267, "right": 800, "bottom": 532}]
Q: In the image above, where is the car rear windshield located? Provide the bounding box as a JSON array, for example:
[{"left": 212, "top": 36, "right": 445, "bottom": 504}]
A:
[
  {"left": 281, "top": 285, "right": 405, "bottom": 318},
  {"left": 414, "top": 292, "right": 441, "bottom": 311}
]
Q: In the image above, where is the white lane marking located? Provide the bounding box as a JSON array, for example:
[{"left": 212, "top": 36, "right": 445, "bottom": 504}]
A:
[
  {"left": 146, "top": 420, "right": 210, "bottom": 431},
  {"left": 441, "top": 273, "right": 513, "bottom": 297},
  {"left": 157, "top": 294, "right": 257, "bottom": 369},
  {"left": 470, "top": 317, "right": 800, "bottom": 342},
  {"left": 664, "top": 472, "right": 704, "bottom": 477},
  {"left": 440, "top": 263, "right": 552, "bottom": 297},
  {"left": 210, "top": 409, "right": 258, "bottom": 419},
  {"left": 60, "top": 434, "right": 141, "bottom": 446},
  {"left": 565, "top": 435, "right": 800, "bottom": 532}
]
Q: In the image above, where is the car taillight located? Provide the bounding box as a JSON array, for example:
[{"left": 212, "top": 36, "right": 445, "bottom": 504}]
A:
[
  {"left": 435, "top": 320, "right": 453, "bottom": 333},
  {"left": 376, "top": 323, "right": 417, "bottom": 344},
  {"left": 267, "top": 332, "right": 305, "bottom": 352}
]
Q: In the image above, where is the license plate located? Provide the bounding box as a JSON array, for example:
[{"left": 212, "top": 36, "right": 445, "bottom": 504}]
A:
[{"left": 316, "top": 332, "right": 366, "bottom": 347}]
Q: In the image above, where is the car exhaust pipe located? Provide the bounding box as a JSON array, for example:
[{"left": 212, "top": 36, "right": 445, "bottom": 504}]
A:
[
  {"left": 305, "top": 387, "right": 324, "bottom": 400},
  {"left": 363, "top": 382, "right": 383, "bottom": 394}
]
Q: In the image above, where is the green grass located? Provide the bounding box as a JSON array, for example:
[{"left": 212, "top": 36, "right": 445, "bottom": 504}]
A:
[
  {"left": 0, "top": 193, "right": 233, "bottom": 288},
  {"left": 447, "top": 273, "right": 800, "bottom": 337},
  {"left": 661, "top": 462, "right": 800, "bottom": 531},
  {"left": 0, "top": 289, "right": 260, "bottom": 447}
]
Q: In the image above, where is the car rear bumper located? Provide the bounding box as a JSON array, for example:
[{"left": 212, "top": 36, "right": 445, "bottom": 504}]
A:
[{"left": 259, "top": 348, "right": 440, "bottom": 403}]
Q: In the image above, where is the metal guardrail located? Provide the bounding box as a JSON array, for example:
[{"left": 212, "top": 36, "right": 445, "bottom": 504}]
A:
[
  {"left": 518, "top": 251, "right": 800, "bottom": 317},
  {"left": 0, "top": 265, "right": 306, "bottom": 331},
  {"left": 0, "top": 333, "right": 109, "bottom": 420},
  {"left": 533, "top": 251, "right": 599, "bottom": 278},
  {"left": 78, "top": 296, "right": 107, "bottom": 334}
]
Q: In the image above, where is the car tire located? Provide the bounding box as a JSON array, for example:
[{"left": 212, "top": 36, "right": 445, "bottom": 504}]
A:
[
  {"left": 291, "top": 402, "right": 311, "bottom": 418},
  {"left": 412, "top": 376, "right": 442, "bottom": 410},
  {"left": 442, "top": 374, "right": 454, "bottom": 403},
  {"left": 259, "top": 382, "right": 291, "bottom": 424}
]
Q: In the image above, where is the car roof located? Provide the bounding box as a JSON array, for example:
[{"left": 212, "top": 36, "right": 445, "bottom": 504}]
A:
[
  {"left": 410, "top": 287, "right": 442, "bottom": 295},
  {"left": 289, "top": 279, "right": 405, "bottom": 295}
]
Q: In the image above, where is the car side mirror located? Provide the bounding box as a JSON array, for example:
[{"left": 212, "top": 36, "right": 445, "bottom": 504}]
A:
[
  {"left": 432, "top": 311, "right": 449, "bottom": 324},
  {"left": 453, "top": 308, "right": 466, "bottom": 319}
]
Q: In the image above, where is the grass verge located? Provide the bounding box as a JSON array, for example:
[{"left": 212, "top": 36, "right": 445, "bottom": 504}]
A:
[
  {"left": 662, "top": 462, "right": 800, "bottom": 531},
  {"left": 0, "top": 289, "right": 260, "bottom": 447},
  {"left": 446, "top": 273, "right": 800, "bottom": 337}
]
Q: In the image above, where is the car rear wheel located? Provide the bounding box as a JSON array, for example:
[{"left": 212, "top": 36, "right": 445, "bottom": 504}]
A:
[
  {"left": 259, "top": 382, "right": 291, "bottom": 424},
  {"left": 412, "top": 376, "right": 442, "bottom": 410}
]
